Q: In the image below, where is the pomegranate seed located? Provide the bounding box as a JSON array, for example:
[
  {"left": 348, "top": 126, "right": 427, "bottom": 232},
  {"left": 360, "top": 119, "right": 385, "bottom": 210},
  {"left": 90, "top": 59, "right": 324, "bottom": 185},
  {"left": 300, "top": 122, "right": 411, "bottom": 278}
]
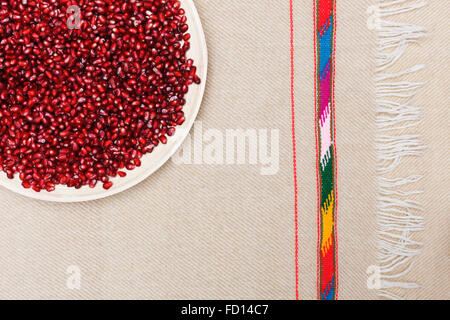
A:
[
  {"left": 103, "top": 182, "right": 113, "bottom": 190},
  {"left": 22, "top": 181, "right": 31, "bottom": 189},
  {"left": 0, "top": 0, "right": 200, "bottom": 192}
]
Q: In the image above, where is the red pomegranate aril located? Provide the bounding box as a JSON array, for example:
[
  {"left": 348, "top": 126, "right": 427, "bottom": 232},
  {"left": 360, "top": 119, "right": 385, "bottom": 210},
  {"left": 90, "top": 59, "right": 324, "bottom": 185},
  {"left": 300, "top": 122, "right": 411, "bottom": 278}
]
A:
[
  {"left": 159, "top": 136, "right": 168, "bottom": 144},
  {"left": 103, "top": 182, "right": 113, "bottom": 190},
  {"left": 22, "top": 181, "right": 31, "bottom": 189},
  {"left": 0, "top": 0, "right": 200, "bottom": 192}
]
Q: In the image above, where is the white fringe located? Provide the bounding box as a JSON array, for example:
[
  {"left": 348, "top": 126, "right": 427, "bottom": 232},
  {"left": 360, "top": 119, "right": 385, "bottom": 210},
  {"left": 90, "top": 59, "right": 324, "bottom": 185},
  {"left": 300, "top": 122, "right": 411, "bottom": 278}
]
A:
[{"left": 375, "top": 0, "right": 427, "bottom": 299}]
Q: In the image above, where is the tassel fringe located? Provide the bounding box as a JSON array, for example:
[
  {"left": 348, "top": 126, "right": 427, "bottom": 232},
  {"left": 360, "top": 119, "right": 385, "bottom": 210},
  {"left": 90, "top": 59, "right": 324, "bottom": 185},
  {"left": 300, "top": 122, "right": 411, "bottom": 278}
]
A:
[{"left": 375, "top": 0, "right": 427, "bottom": 299}]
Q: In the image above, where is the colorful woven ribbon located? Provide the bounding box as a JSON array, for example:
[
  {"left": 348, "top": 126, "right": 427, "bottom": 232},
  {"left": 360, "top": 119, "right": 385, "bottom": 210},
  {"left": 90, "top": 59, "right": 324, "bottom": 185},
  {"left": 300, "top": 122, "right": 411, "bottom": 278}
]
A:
[{"left": 315, "top": 0, "right": 337, "bottom": 300}]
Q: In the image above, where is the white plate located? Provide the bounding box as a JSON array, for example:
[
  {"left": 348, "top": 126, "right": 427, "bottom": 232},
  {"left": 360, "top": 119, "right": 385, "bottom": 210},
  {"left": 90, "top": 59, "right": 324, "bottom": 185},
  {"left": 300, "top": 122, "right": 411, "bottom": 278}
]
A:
[{"left": 0, "top": 0, "right": 207, "bottom": 202}]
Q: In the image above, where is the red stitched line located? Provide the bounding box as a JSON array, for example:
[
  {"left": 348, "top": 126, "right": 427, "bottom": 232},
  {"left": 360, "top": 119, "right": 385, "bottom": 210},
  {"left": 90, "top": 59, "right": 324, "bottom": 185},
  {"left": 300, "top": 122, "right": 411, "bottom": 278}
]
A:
[
  {"left": 289, "top": 0, "right": 299, "bottom": 301},
  {"left": 313, "top": 0, "right": 321, "bottom": 300},
  {"left": 332, "top": 0, "right": 339, "bottom": 300}
]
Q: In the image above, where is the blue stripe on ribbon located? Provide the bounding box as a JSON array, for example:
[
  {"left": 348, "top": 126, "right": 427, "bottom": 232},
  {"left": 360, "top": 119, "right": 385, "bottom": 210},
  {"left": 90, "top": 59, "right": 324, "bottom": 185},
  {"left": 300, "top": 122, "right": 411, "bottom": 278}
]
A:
[
  {"left": 321, "top": 277, "right": 335, "bottom": 300},
  {"left": 318, "top": 16, "right": 333, "bottom": 76}
]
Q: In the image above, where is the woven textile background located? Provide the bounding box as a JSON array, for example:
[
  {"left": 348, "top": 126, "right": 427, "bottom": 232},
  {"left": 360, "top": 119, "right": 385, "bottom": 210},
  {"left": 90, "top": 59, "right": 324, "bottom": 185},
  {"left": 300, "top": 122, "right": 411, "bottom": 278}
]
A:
[{"left": 0, "top": 0, "right": 447, "bottom": 299}]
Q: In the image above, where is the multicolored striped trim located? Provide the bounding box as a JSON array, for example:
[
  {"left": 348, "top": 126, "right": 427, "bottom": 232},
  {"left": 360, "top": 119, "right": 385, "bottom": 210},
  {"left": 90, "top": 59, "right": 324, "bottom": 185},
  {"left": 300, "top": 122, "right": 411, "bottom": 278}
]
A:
[{"left": 314, "top": 0, "right": 338, "bottom": 300}]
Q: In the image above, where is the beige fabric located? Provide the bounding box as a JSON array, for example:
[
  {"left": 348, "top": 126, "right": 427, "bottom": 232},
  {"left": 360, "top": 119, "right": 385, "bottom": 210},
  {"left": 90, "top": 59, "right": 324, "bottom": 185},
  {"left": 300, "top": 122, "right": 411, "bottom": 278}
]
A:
[{"left": 0, "top": 0, "right": 447, "bottom": 300}]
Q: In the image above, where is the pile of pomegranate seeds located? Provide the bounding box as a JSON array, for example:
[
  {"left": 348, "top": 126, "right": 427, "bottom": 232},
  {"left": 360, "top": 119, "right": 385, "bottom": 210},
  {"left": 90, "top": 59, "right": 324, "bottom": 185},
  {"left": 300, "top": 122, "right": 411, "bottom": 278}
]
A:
[{"left": 0, "top": 0, "right": 200, "bottom": 192}]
